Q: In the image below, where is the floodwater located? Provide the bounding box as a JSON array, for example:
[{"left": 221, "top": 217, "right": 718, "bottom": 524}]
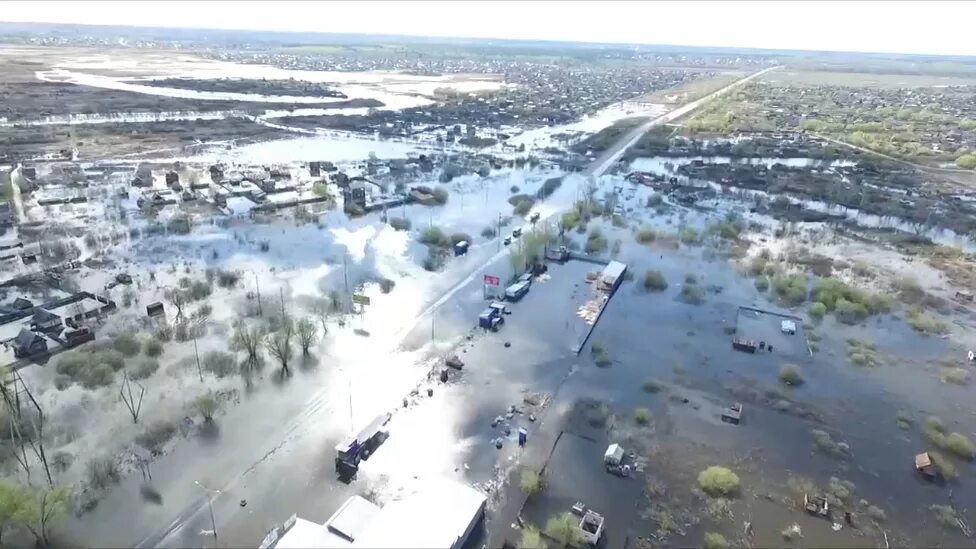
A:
[
  {"left": 630, "top": 155, "right": 976, "bottom": 250},
  {"left": 180, "top": 132, "right": 428, "bottom": 163},
  {"left": 536, "top": 211, "right": 974, "bottom": 547},
  {"left": 36, "top": 63, "right": 508, "bottom": 112},
  {"left": 502, "top": 101, "right": 670, "bottom": 151}
]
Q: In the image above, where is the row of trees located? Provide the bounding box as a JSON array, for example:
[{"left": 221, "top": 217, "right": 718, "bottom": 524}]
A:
[{"left": 232, "top": 316, "right": 319, "bottom": 381}]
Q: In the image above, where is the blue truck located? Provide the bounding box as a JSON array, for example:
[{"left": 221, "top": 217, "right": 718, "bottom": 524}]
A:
[
  {"left": 335, "top": 413, "right": 391, "bottom": 478},
  {"left": 478, "top": 302, "right": 506, "bottom": 330}
]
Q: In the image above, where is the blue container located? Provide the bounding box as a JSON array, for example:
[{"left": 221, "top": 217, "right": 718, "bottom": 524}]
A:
[
  {"left": 454, "top": 240, "right": 469, "bottom": 256},
  {"left": 518, "top": 428, "right": 528, "bottom": 447}
]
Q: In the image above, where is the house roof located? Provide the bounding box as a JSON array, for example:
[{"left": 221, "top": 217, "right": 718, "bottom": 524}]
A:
[
  {"left": 32, "top": 309, "right": 60, "bottom": 322},
  {"left": 13, "top": 297, "right": 33, "bottom": 310},
  {"left": 14, "top": 329, "right": 44, "bottom": 348}
]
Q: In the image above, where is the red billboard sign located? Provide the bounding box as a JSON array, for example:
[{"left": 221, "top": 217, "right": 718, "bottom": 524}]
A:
[{"left": 483, "top": 274, "right": 501, "bottom": 286}]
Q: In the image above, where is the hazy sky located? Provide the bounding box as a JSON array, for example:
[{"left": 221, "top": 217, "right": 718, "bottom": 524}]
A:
[{"left": 1, "top": 1, "right": 974, "bottom": 57}]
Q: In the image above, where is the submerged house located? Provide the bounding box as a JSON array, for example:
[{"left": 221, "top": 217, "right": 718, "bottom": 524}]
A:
[
  {"left": 13, "top": 329, "right": 47, "bottom": 358},
  {"left": 30, "top": 309, "right": 62, "bottom": 332}
]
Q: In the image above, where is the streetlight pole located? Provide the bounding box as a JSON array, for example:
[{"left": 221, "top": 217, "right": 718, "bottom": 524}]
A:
[{"left": 195, "top": 481, "right": 220, "bottom": 548}]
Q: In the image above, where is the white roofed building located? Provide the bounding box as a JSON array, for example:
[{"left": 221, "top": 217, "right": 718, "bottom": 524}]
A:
[{"left": 262, "top": 478, "right": 486, "bottom": 549}]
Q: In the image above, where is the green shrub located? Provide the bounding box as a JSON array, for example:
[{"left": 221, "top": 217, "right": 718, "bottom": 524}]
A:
[
  {"left": 896, "top": 410, "right": 912, "bottom": 430},
  {"left": 419, "top": 226, "right": 449, "bottom": 247},
  {"left": 481, "top": 226, "right": 497, "bottom": 239},
  {"left": 144, "top": 339, "right": 163, "bottom": 358},
  {"left": 923, "top": 416, "right": 947, "bottom": 447},
  {"left": 647, "top": 193, "right": 664, "bottom": 207},
  {"left": 203, "top": 351, "right": 237, "bottom": 378},
  {"left": 946, "top": 432, "right": 974, "bottom": 460},
  {"left": 866, "top": 505, "right": 887, "bottom": 522},
  {"left": 636, "top": 227, "right": 657, "bottom": 244},
  {"left": 520, "top": 470, "right": 541, "bottom": 495},
  {"left": 79, "top": 363, "right": 116, "bottom": 389},
  {"left": 779, "top": 364, "right": 804, "bottom": 386},
  {"left": 811, "top": 429, "right": 850, "bottom": 457},
  {"left": 129, "top": 359, "right": 160, "bottom": 381},
  {"left": 697, "top": 466, "right": 739, "bottom": 496},
  {"left": 808, "top": 302, "right": 827, "bottom": 319},
  {"left": 941, "top": 366, "right": 969, "bottom": 385},
  {"left": 929, "top": 450, "right": 958, "bottom": 479},
  {"left": 389, "top": 217, "right": 411, "bottom": 231},
  {"left": 754, "top": 277, "right": 769, "bottom": 292},
  {"left": 634, "top": 408, "right": 650, "bottom": 425},
  {"left": 585, "top": 228, "right": 608, "bottom": 253},
  {"left": 931, "top": 504, "right": 962, "bottom": 530},
  {"left": 680, "top": 284, "right": 705, "bottom": 305},
  {"left": 544, "top": 513, "right": 585, "bottom": 548},
  {"left": 431, "top": 187, "right": 449, "bottom": 205},
  {"left": 907, "top": 309, "right": 949, "bottom": 335},
  {"left": 643, "top": 270, "right": 668, "bottom": 291},
  {"left": 679, "top": 227, "right": 699, "bottom": 244},
  {"left": 449, "top": 233, "right": 472, "bottom": 246},
  {"left": 772, "top": 274, "right": 807, "bottom": 306},
  {"left": 514, "top": 199, "right": 534, "bottom": 216},
  {"left": 703, "top": 532, "right": 728, "bottom": 549},
  {"left": 642, "top": 379, "right": 663, "bottom": 393},
  {"left": 113, "top": 334, "right": 141, "bottom": 357},
  {"left": 684, "top": 273, "right": 697, "bottom": 284},
  {"left": 189, "top": 280, "right": 213, "bottom": 301},
  {"left": 422, "top": 247, "right": 446, "bottom": 271},
  {"left": 135, "top": 421, "right": 176, "bottom": 454},
  {"left": 520, "top": 525, "right": 546, "bottom": 549},
  {"left": 560, "top": 211, "right": 581, "bottom": 231},
  {"left": 748, "top": 256, "right": 768, "bottom": 276}
]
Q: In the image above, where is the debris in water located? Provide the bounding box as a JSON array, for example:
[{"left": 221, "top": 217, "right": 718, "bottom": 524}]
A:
[
  {"left": 504, "top": 341, "right": 511, "bottom": 348},
  {"left": 240, "top": 499, "right": 247, "bottom": 507},
  {"left": 831, "top": 522, "right": 843, "bottom": 531}
]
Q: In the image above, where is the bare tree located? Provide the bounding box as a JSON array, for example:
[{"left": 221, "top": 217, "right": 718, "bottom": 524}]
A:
[
  {"left": 296, "top": 318, "right": 317, "bottom": 356},
  {"left": 164, "top": 288, "right": 189, "bottom": 321},
  {"left": 231, "top": 322, "right": 263, "bottom": 363},
  {"left": 119, "top": 372, "right": 145, "bottom": 424},
  {"left": 309, "top": 297, "right": 331, "bottom": 332},
  {"left": 265, "top": 329, "right": 293, "bottom": 373}
]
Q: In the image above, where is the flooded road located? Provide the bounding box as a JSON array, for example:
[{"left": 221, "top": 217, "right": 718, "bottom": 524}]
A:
[{"left": 56, "top": 66, "right": 816, "bottom": 549}]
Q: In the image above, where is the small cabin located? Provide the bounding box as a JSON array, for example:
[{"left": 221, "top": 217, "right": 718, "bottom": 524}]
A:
[
  {"left": 146, "top": 302, "right": 165, "bottom": 318},
  {"left": 915, "top": 452, "right": 937, "bottom": 478}
]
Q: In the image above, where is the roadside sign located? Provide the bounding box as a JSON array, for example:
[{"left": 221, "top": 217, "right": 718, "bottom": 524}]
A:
[
  {"left": 352, "top": 294, "right": 371, "bottom": 306},
  {"left": 484, "top": 275, "right": 501, "bottom": 287}
]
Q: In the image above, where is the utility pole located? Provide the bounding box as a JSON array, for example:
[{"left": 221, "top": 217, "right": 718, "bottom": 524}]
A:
[
  {"left": 193, "top": 335, "right": 203, "bottom": 383},
  {"left": 497, "top": 213, "right": 502, "bottom": 251},
  {"left": 279, "top": 287, "right": 285, "bottom": 318},
  {"left": 252, "top": 271, "right": 263, "bottom": 316}
]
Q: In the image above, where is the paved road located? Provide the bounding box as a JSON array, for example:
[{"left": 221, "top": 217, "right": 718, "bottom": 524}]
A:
[{"left": 133, "top": 66, "right": 778, "bottom": 549}]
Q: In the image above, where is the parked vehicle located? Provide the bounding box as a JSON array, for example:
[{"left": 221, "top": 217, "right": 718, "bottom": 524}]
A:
[
  {"left": 478, "top": 306, "right": 505, "bottom": 330},
  {"left": 512, "top": 227, "right": 522, "bottom": 238},
  {"left": 335, "top": 414, "right": 391, "bottom": 478},
  {"left": 505, "top": 281, "right": 530, "bottom": 302}
]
